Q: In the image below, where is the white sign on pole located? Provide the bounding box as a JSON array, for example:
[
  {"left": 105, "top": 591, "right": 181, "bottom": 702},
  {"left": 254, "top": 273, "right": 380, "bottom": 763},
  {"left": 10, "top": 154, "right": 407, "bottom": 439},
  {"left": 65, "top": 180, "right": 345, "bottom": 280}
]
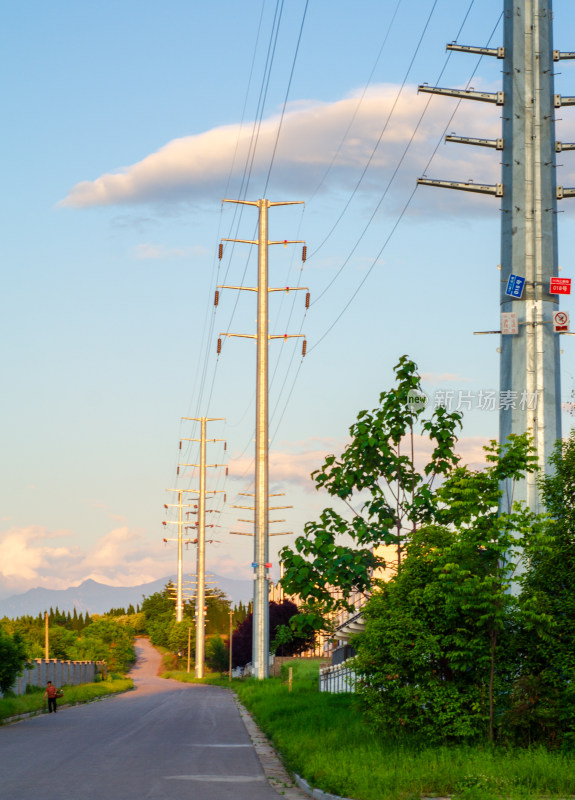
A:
[
  {"left": 553, "top": 310, "right": 570, "bottom": 332},
  {"left": 501, "top": 312, "right": 519, "bottom": 335}
]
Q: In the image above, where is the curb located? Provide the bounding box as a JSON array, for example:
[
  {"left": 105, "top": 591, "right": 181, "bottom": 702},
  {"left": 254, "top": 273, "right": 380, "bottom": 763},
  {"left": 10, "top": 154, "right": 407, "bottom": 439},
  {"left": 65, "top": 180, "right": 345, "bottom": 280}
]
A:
[
  {"left": 293, "top": 774, "right": 356, "bottom": 800},
  {"left": 234, "top": 695, "right": 355, "bottom": 800}
]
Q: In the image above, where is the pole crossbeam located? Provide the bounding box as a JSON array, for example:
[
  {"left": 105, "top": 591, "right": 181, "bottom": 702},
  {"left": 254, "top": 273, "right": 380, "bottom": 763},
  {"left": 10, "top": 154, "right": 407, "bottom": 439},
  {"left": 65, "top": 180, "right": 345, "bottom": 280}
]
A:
[
  {"left": 232, "top": 504, "right": 292, "bottom": 510},
  {"left": 417, "top": 178, "right": 503, "bottom": 196},
  {"left": 554, "top": 95, "right": 575, "bottom": 107},
  {"left": 217, "top": 285, "right": 309, "bottom": 293},
  {"left": 418, "top": 84, "right": 504, "bottom": 104},
  {"left": 446, "top": 43, "right": 505, "bottom": 58},
  {"left": 229, "top": 531, "right": 293, "bottom": 537},
  {"left": 179, "top": 463, "right": 227, "bottom": 468},
  {"left": 446, "top": 134, "right": 504, "bottom": 150}
]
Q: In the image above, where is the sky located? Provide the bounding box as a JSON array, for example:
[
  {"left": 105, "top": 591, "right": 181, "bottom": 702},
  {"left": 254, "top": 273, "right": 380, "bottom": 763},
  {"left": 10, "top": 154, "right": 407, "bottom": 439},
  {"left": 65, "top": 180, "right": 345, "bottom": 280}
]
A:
[{"left": 3, "top": 0, "right": 575, "bottom": 602}]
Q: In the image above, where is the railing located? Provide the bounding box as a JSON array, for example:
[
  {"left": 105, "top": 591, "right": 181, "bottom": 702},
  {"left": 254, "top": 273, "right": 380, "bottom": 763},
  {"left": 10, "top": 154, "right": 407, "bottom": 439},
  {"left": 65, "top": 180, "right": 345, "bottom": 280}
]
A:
[{"left": 319, "top": 661, "right": 357, "bottom": 693}]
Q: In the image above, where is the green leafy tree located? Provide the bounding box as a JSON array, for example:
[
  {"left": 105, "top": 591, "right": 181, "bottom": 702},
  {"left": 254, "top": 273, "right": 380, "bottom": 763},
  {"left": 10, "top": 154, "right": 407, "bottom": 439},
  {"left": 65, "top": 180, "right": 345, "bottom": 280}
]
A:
[
  {"left": 0, "top": 627, "right": 28, "bottom": 693},
  {"left": 231, "top": 600, "right": 313, "bottom": 667},
  {"left": 77, "top": 619, "right": 135, "bottom": 672},
  {"left": 280, "top": 356, "right": 462, "bottom": 634},
  {"left": 205, "top": 635, "right": 228, "bottom": 674},
  {"left": 48, "top": 626, "right": 78, "bottom": 659},
  {"left": 167, "top": 618, "right": 195, "bottom": 659},
  {"left": 141, "top": 583, "right": 177, "bottom": 647},
  {"left": 196, "top": 589, "right": 232, "bottom": 636},
  {"left": 510, "top": 430, "right": 575, "bottom": 746},
  {"left": 354, "top": 435, "right": 549, "bottom": 743}
]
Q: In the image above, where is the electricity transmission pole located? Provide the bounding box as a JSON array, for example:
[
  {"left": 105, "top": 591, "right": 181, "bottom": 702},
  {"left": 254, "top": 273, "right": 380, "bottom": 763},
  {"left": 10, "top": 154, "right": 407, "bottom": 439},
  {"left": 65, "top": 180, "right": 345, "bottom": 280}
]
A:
[
  {"left": 179, "top": 416, "right": 226, "bottom": 678},
  {"left": 417, "top": 0, "right": 575, "bottom": 513},
  {"left": 163, "top": 489, "right": 196, "bottom": 622},
  {"left": 216, "top": 198, "right": 308, "bottom": 679},
  {"left": 230, "top": 492, "right": 294, "bottom": 539}
]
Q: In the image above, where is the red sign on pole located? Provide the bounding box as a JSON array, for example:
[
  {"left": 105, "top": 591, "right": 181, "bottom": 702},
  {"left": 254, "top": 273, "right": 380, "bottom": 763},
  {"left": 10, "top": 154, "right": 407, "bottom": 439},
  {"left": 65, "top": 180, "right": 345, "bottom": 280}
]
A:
[{"left": 550, "top": 277, "right": 571, "bottom": 294}]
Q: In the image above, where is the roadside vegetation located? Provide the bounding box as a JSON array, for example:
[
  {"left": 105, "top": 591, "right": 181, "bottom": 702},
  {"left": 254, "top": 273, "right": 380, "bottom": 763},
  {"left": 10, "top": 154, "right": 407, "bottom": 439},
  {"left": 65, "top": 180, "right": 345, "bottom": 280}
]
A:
[
  {"left": 280, "top": 357, "right": 575, "bottom": 750},
  {"left": 165, "top": 660, "right": 575, "bottom": 800}
]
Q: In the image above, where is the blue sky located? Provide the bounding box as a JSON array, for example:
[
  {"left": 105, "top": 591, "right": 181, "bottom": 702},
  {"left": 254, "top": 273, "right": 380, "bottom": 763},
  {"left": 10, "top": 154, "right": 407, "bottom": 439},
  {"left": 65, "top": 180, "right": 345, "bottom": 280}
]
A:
[{"left": 3, "top": 0, "right": 575, "bottom": 600}]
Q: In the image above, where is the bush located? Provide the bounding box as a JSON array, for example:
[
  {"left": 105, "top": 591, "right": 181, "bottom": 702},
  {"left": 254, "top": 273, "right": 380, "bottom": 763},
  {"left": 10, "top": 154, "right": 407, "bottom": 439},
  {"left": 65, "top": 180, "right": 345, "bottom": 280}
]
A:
[
  {"left": 206, "top": 636, "right": 228, "bottom": 674},
  {"left": 0, "top": 627, "right": 28, "bottom": 693}
]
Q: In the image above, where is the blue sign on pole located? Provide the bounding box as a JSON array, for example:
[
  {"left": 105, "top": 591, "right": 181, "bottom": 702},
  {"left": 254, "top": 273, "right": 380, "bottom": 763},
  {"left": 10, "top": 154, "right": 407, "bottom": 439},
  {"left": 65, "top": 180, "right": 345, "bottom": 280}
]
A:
[{"left": 506, "top": 274, "right": 526, "bottom": 298}]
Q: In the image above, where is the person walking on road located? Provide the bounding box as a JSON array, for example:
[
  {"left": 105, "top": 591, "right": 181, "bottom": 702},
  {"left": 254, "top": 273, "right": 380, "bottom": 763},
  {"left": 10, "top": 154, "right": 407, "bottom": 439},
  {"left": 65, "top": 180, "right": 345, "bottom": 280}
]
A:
[{"left": 44, "top": 681, "right": 59, "bottom": 713}]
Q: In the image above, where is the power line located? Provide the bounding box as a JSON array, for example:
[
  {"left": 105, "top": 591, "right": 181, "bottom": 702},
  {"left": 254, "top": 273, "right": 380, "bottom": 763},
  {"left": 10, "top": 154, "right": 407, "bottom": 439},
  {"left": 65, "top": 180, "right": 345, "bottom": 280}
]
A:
[{"left": 309, "top": 11, "right": 503, "bottom": 353}]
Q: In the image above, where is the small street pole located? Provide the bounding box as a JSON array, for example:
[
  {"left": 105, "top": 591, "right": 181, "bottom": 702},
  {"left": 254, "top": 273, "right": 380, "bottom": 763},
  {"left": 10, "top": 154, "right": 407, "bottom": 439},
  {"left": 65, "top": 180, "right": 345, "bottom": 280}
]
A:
[
  {"left": 177, "top": 490, "right": 183, "bottom": 621},
  {"left": 187, "top": 627, "right": 191, "bottom": 674},
  {"left": 45, "top": 611, "right": 49, "bottom": 660},
  {"left": 229, "top": 609, "right": 233, "bottom": 682}
]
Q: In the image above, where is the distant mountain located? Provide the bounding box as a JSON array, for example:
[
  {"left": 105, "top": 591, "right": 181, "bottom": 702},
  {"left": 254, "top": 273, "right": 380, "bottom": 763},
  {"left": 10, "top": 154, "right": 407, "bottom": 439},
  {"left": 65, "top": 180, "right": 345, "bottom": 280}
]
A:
[{"left": 0, "top": 574, "right": 253, "bottom": 619}]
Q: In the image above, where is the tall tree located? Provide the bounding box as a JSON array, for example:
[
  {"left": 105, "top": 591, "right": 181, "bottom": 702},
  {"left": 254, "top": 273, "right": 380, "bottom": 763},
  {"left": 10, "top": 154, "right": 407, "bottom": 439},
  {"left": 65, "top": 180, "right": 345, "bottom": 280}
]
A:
[
  {"left": 354, "top": 435, "right": 548, "bottom": 743},
  {"left": 231, "top": 600, "right": 313, "bottom": 668},
  {"left": 280, "top": 356, "right": 462, "bottom": 634},
  {"left": 512, "top": 430, "right": 575, "bottom": 745},
  {"left": 0, "top": 627, "right": 28, "bottom": 693}
]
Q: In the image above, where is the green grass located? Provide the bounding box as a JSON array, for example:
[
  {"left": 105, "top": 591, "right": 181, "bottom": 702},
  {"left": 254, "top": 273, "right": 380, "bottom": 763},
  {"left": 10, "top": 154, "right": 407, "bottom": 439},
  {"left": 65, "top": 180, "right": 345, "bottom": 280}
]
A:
[
  {"left": 165, "top": 661, "right": 575, "bottom": 800},
  {"left": 162, "top": 669, "right": 233, "bottom": 687},
  {"left": 0, "top": 675, "right": 133, "bottom": 723}
]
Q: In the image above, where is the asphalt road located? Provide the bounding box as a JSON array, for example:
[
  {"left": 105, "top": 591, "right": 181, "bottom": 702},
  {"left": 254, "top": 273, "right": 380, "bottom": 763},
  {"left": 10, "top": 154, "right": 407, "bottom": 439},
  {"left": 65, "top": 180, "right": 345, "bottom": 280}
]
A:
[{"left": 0, "top": 638, "right": 290, "bottom": 800}]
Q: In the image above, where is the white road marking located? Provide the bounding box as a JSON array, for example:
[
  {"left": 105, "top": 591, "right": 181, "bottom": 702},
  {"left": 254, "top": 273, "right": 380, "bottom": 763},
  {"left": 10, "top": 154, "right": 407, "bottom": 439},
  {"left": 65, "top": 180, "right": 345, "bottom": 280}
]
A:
[
  {"left": 189, "top": 743, "right": 252, "bottom": 748},
  {"left": 166, "top": 775, "right": 265, "bottom": 782}
]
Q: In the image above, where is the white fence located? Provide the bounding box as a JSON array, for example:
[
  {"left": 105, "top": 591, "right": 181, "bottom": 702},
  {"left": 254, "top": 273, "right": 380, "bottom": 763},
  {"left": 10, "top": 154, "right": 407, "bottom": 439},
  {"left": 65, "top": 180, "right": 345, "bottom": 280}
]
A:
[
  {"left": 319, "top": 661, "right": 357, "bottom": 693},
  {"left": 6, "top": 659, "right": 106, "bottom": 697}
]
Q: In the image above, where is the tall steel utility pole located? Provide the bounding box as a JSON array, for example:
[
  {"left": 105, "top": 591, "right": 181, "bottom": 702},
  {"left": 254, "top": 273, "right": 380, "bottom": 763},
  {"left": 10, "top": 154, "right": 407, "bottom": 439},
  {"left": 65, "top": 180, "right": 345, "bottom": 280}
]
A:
[
  {"left": 417, "top": 0, "right": 575, "bottom": 513},
  {"left": 179, "top": 416, "right": 226, "bottom": 678},
  {"left": 499, "top": 0, "right": 570, "bottom": 511},
  {"left": 217, "top": 198, "right": 308, "bottom": 679},
  {"left": 163, "top": 489, "right": 195, "bottom": 622}
]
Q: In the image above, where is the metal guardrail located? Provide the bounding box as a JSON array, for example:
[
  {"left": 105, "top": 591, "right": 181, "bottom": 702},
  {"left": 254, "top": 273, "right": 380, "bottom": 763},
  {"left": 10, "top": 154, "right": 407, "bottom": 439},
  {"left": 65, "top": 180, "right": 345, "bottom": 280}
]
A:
[{"left": 319, "top": 661, "right": 357, "bottom": 693}]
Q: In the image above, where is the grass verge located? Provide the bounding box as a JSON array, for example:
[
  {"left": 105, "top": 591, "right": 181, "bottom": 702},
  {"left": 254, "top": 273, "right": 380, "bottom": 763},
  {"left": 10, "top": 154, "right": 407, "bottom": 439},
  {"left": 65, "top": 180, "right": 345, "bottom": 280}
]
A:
[
  {"left": 161, "top": 669, "right": 231, "bottom": 686},
  {"left": 165, "top": 661, "right": 575, "bottom": 800},
  {"left": 0, "top": 675, "right": 133, "bottom": 723}
]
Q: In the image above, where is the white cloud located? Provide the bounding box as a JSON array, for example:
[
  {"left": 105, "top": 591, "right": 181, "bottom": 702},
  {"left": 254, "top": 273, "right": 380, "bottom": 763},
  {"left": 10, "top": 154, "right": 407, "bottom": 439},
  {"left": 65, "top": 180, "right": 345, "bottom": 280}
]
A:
[
  {"left": 0, "top": 524, "right": 176, "bottom": 597},
  {"left": 455, "top": 436, "right": 491, "bottom": 468},
  {"left": 0, "top": 526, "right": 75, "bottom": 583},
  {"left": 229, "top": 431, "right": 490, "bottom": 497},
  {"left": 60, "top": 84, "right": 510, "bottom": 212},
  {"left": 229, "top": 439, "right": 341, "bottom": 493}
]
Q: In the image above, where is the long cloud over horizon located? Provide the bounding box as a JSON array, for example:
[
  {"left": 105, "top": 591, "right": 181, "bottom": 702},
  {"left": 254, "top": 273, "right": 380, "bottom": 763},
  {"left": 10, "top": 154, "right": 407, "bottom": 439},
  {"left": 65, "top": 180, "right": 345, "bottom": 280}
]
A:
[{"left": 61, "top": 83, "right": 520, "bottom": 213}]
